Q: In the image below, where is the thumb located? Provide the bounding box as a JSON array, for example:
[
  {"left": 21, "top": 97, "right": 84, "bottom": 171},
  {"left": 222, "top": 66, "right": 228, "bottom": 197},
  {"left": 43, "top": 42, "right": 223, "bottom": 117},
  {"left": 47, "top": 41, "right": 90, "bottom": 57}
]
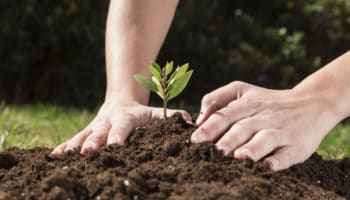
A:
[
  {"left": 168, "top": 109, "right": 192, "bottom": 122},
  {"left": 152, "top": 107, "right": 192, "bottom": 122},
  {"left": 107, "top": 118, "right": 135, "bottom": 145},
  {"left": 197, "top": 81, "right": 246, "bottom": 125}
]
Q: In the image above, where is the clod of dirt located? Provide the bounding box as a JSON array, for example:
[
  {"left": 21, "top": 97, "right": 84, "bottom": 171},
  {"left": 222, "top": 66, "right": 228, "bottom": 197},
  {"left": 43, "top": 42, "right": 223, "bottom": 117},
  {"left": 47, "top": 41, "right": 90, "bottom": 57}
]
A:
[
  {"left": 0, "top": 152, "right": 18, "bottom": 169},
  {"left": 39, "top": 169, "right": 88, "bottom": 200},
  {"left": 0, "top": 113, "right": 349, "bottom": 199}
]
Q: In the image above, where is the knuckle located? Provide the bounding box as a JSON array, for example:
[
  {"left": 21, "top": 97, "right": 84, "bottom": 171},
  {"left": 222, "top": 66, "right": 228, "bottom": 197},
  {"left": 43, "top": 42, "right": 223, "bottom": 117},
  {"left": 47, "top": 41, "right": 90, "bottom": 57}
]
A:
[
  {"left": 235, "top": 117, "right": 252, "bottom": 127},
  {"left": 92, "top": 122, "right": 111, "bottom": 133},
  {"left": 211, "top": 112, "right": 231, "bottom": 125},
  {"left": 230, "top": 81, "right": 245, "bottom": 88},
  {"left": 263, "top": 129, "right": 283, "bottom": 145},
  {"left": 86, "top": 134, "right": 101, "bottom": 142},
  {"left": 202, "top": 94, "right": 216, "bottom": 106},
  {"left": 234, "top": 118, "right": 254, "bottom": 132},
  {"left": 230, "top": 81, "right": 251, "bottom": 92},
  {"left": 260, "top": 109, "right": 274, "bottom": 117},
  {"left": 224, "top": 132, "right": 240, "bottom": 145},
  {"left": 240, "top": 97, "right": 261, "bottom": 109},
  {"left": 218, "top": 140, "right": 231, "bottom": 149},
  {"left": 260, "top": 129, "right": 276, "bottom": 139}
]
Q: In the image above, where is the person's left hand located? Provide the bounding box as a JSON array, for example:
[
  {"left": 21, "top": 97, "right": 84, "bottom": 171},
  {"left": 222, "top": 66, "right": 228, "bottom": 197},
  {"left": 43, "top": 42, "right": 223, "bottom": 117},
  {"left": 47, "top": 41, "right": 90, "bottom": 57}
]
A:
[{"left": 191, "top": 81, "right": 340, "bottom": 171}]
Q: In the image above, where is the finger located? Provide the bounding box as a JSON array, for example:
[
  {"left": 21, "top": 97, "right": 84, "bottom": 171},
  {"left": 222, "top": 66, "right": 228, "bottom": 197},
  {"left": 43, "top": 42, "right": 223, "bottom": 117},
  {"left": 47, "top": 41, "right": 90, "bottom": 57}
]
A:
[
  {"left": 107, "top": 120, "right": 135, "bottom": 145},
  {"left": 50, "top": 141, "right": 68, "bottom": 157},
  {"left": 191, "top": 97, "right": 261, "bottom": 143},
  {"left": 234, "top": 129, "right": 283, "bottom": 161},
  {"left": 81, "top": 122, "right": 111, "bottom": 155},
  {"left": 64, "top": 129, "right": 92, "bottom": 151},
  {"left": 196, "top": 81, "right": 248, "bottom": 125},
  {"left": 215, "top": 117, "right": 262, "bottom": 155},
  {"left": 168, "top": 109, "right": 192, "bottom": 122},
  {"left": 152, "top": 107, "right": 193, "bottom": 122},
  {"left": 264, "top": 146, "right": 306, "bottom": 171}
]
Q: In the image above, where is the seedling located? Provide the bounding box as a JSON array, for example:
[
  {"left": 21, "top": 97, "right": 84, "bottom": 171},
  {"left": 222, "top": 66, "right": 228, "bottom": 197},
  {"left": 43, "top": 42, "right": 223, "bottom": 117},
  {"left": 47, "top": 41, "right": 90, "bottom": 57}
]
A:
[{"left": 134, "top": 62, "right": 193, "bottom": 120}]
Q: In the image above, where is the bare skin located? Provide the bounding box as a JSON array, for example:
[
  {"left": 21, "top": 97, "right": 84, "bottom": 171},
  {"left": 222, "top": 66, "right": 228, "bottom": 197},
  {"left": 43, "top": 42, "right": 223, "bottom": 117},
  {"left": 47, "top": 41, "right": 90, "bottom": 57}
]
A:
[
  {"left": 50, "top": 0, "right": 188, "bottom": 156},
  {"left": 52, "top": 0, "right": 350, "bottom": 171},
  {"left": 192, "top": 51, "right": 350, "bottom": 171}
]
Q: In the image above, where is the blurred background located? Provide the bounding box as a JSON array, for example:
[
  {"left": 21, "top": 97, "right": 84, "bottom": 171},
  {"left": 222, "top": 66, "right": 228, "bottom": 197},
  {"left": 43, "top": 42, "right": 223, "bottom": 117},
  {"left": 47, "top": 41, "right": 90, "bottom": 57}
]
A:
[
  {"left": 0, "top": 0, "right": 350, "bottom": 155},
  {"left": 1, "top": 0, "right": 350, "bottom": 107}
]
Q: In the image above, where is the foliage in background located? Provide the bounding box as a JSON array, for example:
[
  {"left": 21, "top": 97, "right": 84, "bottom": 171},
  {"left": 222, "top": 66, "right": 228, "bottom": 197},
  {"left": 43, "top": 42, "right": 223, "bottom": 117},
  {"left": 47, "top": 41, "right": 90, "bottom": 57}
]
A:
[
  {"left": 0, "top": 0, "right": 108, "bottom": 107},
  {"left": 1, "top": 0, "right": 350, "bottom": 106}
]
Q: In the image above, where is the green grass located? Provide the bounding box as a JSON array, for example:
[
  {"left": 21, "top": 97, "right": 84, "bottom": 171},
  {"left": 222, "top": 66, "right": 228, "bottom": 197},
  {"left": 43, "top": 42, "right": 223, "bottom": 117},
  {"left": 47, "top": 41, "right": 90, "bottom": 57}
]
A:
[
  {"left": 319, "top": 124, "right": 350, "bottom": 159},
  {"left": 0, "top": 103, "right": 350, "bottom": 159},
  {"left": 0, "top": 103, "right": 94, "bottom": 151}
]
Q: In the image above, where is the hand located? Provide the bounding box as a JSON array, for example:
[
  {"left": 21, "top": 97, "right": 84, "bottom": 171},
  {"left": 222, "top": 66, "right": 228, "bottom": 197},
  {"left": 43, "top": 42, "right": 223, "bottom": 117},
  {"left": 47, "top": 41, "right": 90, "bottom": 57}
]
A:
[
  {"left": 191, "top": 81, "right": 340, "bottom": 171},
  {"left": 51, "top": 100, "right": 191, "bottom": 157}
]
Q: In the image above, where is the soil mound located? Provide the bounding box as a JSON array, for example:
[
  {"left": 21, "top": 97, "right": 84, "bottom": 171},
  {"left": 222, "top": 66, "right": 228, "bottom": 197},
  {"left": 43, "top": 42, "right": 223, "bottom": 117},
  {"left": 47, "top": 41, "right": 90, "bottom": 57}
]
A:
[{"left": 0, "top": 113, "right": 349, "bottom": 200}]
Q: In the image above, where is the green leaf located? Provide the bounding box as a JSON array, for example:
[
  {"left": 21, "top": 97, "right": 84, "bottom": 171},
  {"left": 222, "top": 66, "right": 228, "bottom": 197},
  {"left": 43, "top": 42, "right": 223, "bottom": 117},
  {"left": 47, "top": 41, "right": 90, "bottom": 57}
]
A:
[
  {"left": 165, "top": 61, "right": 173, "bottom": 76},
  {"left": 168, "top": 65, "right": 179, "bottom": 84},
  {"left": 152, "top": 62, "right": 161, "bottom": 72},
  {"left": 156, "top": 91, "right": 164, "bottom": 99},
  {"left": 150, "top": 63, "right": 162, "bottom": 81},
  {"left": 133, "top": 74, "right": 158, "bottom": 92},
  {"left": 168, "top": 70, "right": 193, "bottom": 101},
  {"left": 151, "top": 76, "right": 164, "bottom": 99},
  {"left": 169, "top": 63, "right": 189, "bottom": 85},
  {"left": 152, "top": 75, "right": 162, "bottom": 90},
  {"left": 151, "top": 76, "right": 161, "bottom": 87}
]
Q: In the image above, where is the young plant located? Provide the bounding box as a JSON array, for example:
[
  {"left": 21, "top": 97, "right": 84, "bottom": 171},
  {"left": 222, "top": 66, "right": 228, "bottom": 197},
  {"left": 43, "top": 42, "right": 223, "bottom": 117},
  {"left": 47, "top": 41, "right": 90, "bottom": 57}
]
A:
[{"left": 133, "top": 62, "right": 193, "bottom": 120}]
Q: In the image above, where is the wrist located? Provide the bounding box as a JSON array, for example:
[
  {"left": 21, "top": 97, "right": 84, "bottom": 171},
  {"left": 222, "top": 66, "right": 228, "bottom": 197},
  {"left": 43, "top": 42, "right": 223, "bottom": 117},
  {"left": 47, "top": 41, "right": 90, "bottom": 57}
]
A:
[
  {"left": 292, "top": 80, "right": 346, "bottom": 124},
  {"left": 105, "top": 85, "right": 150, "bottom": 105}
]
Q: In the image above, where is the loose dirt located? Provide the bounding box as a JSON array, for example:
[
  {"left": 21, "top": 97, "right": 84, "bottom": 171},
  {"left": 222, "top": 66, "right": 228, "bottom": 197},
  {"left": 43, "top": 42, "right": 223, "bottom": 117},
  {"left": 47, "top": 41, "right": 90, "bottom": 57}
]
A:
[{"left": 0, "top": 113, "right": 349, "bottom": 200}]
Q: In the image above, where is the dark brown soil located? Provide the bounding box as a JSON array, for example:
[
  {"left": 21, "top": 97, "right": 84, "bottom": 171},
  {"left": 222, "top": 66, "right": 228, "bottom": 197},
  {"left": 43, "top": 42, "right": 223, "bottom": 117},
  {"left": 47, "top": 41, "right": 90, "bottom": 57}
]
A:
[{"left": 0, "top": 113, "right": 350, "bottom": 200}]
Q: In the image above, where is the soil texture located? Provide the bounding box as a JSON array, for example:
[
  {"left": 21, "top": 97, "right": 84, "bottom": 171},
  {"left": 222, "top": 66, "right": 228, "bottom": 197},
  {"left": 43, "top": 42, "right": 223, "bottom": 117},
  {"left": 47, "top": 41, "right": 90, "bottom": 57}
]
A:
[{"left": 0, "top": 113, "right": 350, "bottom": 200}]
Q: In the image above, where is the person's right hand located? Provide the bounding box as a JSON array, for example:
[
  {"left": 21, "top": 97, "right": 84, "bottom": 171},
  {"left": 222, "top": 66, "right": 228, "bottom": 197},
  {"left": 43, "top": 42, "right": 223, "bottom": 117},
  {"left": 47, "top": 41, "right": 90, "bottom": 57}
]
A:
[{"left": 50, "top": 100, "right": 192, "bottom": 157}]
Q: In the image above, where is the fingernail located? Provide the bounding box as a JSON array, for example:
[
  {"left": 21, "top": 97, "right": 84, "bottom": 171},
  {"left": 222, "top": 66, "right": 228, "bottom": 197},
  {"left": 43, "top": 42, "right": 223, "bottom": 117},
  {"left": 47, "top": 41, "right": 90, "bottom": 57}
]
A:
[
  {"left": 115, "top": 135, "right": 121, "bottom": 144},
  {"left": 49, "top": 150, "right": 58, "bottom": 157},
  {"left": 191, "top": 130, "right": 207, "bottom": 143},
  {"left": 64, "top": 146, "right": 76, "bottom": 153},
  {"left": 267, "top": 159, "right": 278, "bottom": 171},
  {"left": 64, "top": 147, "right": 73, "bottom": 152},
  {"left": 81, "top": 147, "right": 90, "bottom": 155},
  {"left": 234, "top": 148, "right": 250, "bottom": 159},
  {"left": 108, "top": 135, "right": 120, "bottom": 145},
  {"left": 196, "top": 112, "right": 204, "bottom": 124},
  {"left": 216, "top": 145, "right": 230, "bottom": 155},
  {"left": 81, "top": 142, "right": 95, "bottom": 154},
  {"left": 186, "top": 120, "right": 194, "bottom": 125}
]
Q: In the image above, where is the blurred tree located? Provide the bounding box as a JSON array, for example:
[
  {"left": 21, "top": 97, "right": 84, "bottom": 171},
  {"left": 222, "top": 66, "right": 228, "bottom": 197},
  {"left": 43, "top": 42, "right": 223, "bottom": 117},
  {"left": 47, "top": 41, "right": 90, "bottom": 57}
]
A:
[
  {"left": 0, "top": 0, "right": 108, "bottom": 107},
  {"left": 0, "top": 0, "right": 349, "bottom": 107}
]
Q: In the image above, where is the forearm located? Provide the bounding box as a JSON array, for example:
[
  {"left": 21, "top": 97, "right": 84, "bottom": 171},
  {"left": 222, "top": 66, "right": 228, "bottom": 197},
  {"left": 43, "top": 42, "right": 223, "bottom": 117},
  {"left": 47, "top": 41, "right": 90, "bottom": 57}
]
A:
[
  {"left": 105, "top": 0, "right": 179, "bottom": 104},
  {"left": 293, "top": 51, "right": 350, "bottom": 120}
]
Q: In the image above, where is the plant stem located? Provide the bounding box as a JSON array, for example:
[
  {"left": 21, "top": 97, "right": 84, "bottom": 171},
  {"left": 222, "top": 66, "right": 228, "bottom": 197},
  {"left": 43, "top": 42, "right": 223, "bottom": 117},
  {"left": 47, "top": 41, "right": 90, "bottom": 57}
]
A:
[
  {"left": 162, "top": 68, "right": 168, "bottom": 121},
  {"left": 163, "top": 95, "right": 167, "bottom": 120}
]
